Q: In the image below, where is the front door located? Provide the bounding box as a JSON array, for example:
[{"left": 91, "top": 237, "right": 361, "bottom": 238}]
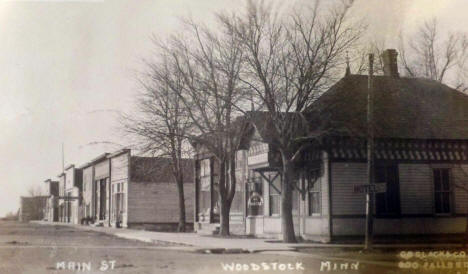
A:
[
  {"left": 115, "top": 193, "right": 123, "bottom": 227},
  {"left": 99, "top": 180, "right": 106, "bottom": 220}
]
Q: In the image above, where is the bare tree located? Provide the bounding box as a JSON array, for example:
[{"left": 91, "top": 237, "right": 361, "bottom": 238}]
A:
[
  {"left": 123, "top": 54, "right": 192, "bottom": 232},
  {"left": 399, "top": 18, "right": 468, "bottom": 92},
  {"left": 352, "top": 40, "right": 385, "bottom": 75},
  {"left": 27, "top": 184, "right": 43, "bottom": 197},
  {"left": 162, "top": 17, "right": 249, "bottom": 236},
  {"left": 225, "top": 0, "right": 363, "bottom": 242}
]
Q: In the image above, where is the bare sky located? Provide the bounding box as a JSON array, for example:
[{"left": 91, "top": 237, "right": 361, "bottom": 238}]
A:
[{"left": 0, "top": 0, "right": 467, "bottom": 217}]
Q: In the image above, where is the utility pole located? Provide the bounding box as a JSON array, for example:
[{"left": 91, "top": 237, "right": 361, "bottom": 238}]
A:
[
  {"left": 62, "top": 142, "right": 65, "bottom": 173},
  {"left": 365, "top": 53, "right": 375, "bottom": 250}
]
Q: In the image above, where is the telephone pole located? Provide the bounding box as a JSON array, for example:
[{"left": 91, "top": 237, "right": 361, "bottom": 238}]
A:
[
  {"left": 62, "top": 142, "right": 65, "bottom": 173},
  {"left": 364, "top": 53, "right": 375, "bottom": 250}
]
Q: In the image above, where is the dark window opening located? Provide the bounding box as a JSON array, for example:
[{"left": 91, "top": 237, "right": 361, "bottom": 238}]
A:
[
  {"left": 375, "top": 165, "right": 400, "bottom": 216},
  {"left": 433, "top": 168, "right": 451, "bottom": 214}
]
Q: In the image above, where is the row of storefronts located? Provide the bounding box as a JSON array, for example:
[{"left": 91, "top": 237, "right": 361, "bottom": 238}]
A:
[{"left": 40, "top": 149, "right": 194, "bottom": 230}]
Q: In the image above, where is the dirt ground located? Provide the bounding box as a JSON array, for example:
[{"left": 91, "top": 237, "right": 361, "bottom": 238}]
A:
[
  {"left": 0, "top": 221, "right": 311, "bottom": 274},
  {"left": 2, "top": 221, "right": 466, "bottom": 274}
]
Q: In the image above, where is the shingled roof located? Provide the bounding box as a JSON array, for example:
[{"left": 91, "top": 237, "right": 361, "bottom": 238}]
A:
[{"left": 306, "top": 74, "right": 468, "bottom": 140}]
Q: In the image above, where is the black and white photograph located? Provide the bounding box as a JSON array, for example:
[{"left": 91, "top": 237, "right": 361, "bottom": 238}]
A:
[{"left": 2, "top": 0, "right": 468, "bottom": 273}]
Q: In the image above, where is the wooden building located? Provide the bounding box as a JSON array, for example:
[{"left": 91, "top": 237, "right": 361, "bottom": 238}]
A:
[
  {"left": 19, "top": 196, "right": 48, "bottom": 222},
  {"left": 43, "top": 179, "right": 59, "bottom": 222},
  {"left": 57, "top": 165, "right": 82, "bottom": 224},
  {"left": 193, "top": 49, "right": 468, "bottom": 241},
  {"left": 80, "top": 153, "right": 111, "bottom": 226},
  {"left": 80, "top": 148, "right": 195, "bottom": 230},
  {"left": 57, "top": 172, "right": 66, "bottom": 222}
]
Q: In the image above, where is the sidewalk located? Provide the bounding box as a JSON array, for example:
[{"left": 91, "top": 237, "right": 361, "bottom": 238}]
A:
[{"left": 32, "top": 221, "right": 463, "bottom": 253}]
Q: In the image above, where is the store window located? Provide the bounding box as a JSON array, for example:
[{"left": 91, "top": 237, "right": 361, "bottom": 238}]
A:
[{"left": 269, "top": 173, "right": 281, "bottom": 216}]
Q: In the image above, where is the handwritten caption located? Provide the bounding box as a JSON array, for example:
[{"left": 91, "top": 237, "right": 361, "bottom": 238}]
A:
[
  {"left": 320, "top": 261, "right": 359, "bottom": 272},
  {"left": 221, "top": 262, "right": 305, "bottom": 272},
  {"left": 55, "top": 260, "right": 116, "bottom": 272},
  {"left": 399, "top": 250, "right": 468, "bottom": 271}
]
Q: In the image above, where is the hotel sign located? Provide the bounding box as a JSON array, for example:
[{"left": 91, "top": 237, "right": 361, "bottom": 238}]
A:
[{"left": 354, "top": 183, "right": 387, "bottom": 194}]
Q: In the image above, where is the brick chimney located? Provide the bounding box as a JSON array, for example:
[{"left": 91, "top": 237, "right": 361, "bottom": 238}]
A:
[{"left": 381, "top": 49, "right": 399, "bottom": 77}]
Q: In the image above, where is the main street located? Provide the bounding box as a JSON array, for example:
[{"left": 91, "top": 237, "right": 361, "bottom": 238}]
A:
[
  {"left": 0, "top": 221, "right": 320, "bottom": 274},
  {"left": 1, "top": 220, "right": 461, "bottom": 274}
]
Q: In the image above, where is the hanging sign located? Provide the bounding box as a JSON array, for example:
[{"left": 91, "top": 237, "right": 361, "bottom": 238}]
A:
[{"left": 248, "top": 192, "right": 263, "bottom": 207}]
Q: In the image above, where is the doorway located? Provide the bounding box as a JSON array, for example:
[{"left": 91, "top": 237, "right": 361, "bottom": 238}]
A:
[{"left": 99, "top": 179, "right": 106, "bottom": 220}]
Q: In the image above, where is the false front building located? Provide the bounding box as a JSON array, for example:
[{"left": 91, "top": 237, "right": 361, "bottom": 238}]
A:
[
  {"left": 43, "top": 179, "right": 59, "bottom": 222},
  {"left": 57, "top": 165, "right": 83, "bottom": 224},
  {"left": 80, "top": 149, "right": 195, "bottom": 230},
  {"left": 193, "top": 49, "right": 468, "bottom": 241}
]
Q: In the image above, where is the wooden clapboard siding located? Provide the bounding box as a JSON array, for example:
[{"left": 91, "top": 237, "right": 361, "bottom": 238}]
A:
[
  {"left": 94, "top": 159, "right": 109, "bottom": 179},
  {"left": 110, "top": 153, "right": 129, "bottom": 183},
  {"left": 332, "top": 162, "right": 468, "bottom": 218},
  {"left": 331, "top": 162, "right": 367, "bottom": 215},
  {"left": 127, "top": 182, "right": 194, "bottom": 224},
  {"left": 323, "top": 153, "right": 330, "bottom": 217},
  {"left": 399, "top": 164, "right": 433, "bottom": 214},
  {"left": 451, "top": 165, "right": 468, "bottom": 214},
  {"left": 65, "top": 167, "right": 75, "bottom": 191},
  {"left": 110, "top": 152, "right": 129, "bottom": 226},
  {"left": 82, "top": 166, "right": 93, "bottom": 216}
]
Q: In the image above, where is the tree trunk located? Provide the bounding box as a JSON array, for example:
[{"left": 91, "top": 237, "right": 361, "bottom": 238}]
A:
[
  {"left": 176, "top": 171, "right": 186, "bottom": 232},
  {"left": 218, "top": 159, "right": 231, "bottom": 236},
  {"left": 280, "top": 152, "right": 297, "bottom": 243},
  {"left": 219, "top": 195, "right": 230, "bottom": 236}
]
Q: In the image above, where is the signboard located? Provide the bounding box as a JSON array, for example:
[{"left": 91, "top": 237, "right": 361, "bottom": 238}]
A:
[
  {"left": 248, "top": 192, "right": 263, "bottom": 207},
  {"left": 374, "top": 183, "right": 387, "bottom": 193},
  {"left": 354, "top": 183, "right": 387, "bottom": 193}
]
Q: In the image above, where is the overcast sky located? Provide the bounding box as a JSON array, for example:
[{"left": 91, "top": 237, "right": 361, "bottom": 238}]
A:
[{"left": 1, "top": 0, "right": 467, "bottom": 217}]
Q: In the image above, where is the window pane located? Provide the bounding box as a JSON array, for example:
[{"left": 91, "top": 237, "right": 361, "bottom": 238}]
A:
[
  {"left": 434, "top": 170, "right": 441, "bottom": 191},
  {"left": 435, "top": 193, "right": 442, "bottom": 213},
  {"left": 376, "top": 193, "right": 386, "bottom": 214},
  {"left": 309, "top": 179, "right": 319, "bottom": 191},
  {"left": 309, "top": 192, "right": 320, "bottom": 215},
  {"left": 442, "top": 192, "right": 450, "bottom": 213},
  {"left": 442, "top": 169, "right": 450, "bottom": 191},
  {"left": 375, "top": 165, "right": 400, "bottom": 215},
  {"left": 375, "top": 166, "right": 386, "bottom": 183},
  {"left": 270, "top": 196, "right": 280, "bottom": 215}
]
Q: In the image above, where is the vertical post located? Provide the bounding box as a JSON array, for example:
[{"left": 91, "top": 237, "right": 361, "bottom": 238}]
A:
[
  {"left": 62, "top": 143, "right": 65, "bottom": 173},
  {"left": 108, "top": 159, "right": 112, "bottom": 227},
  {"left": 365, "top": 53, "right": 375, "bottom": 250}
]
